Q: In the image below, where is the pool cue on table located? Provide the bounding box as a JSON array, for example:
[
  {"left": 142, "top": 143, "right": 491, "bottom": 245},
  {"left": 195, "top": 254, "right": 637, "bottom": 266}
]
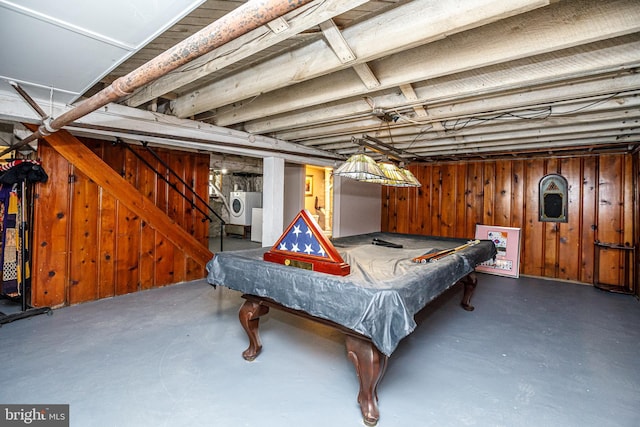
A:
[
  {"left": 372, "top": 238, "right": 403, "bottom": 248},
  {"left": 412, "top": 239, "right": 480, "bottom": 263}
]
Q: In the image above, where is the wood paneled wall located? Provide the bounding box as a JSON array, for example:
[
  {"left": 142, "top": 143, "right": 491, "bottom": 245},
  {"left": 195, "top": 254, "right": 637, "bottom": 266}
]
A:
[
  {"left": 382, "top": 154, "right": 637, "bottom": 288},
  {"left": 32, "top": 138, "right": 210, "bottom": 307}
]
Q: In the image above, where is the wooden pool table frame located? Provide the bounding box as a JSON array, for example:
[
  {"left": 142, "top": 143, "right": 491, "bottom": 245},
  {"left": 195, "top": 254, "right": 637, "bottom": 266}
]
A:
[{"left": 237, "top": 272, "right": 478, "bottom": 426}]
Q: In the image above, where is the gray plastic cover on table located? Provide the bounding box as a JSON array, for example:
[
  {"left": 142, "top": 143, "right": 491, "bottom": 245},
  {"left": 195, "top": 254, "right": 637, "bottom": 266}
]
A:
[{"left": 207, "top": 233, "right": 496, "bottom": 356}]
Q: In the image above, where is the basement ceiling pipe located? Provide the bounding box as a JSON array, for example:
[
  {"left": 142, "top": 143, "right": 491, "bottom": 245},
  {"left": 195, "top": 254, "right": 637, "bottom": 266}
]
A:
[{"left": 3, "top": 0, "right": 314, "bottom": 156}]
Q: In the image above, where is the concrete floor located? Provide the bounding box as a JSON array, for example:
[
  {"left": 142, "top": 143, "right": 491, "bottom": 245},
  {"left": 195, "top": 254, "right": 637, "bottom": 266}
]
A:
[
  {"left": 209, "top": 234, "right": 262, "bottom": 253},
  {"left": 1, "top": 242, "right": 639, "bottom": 426}
]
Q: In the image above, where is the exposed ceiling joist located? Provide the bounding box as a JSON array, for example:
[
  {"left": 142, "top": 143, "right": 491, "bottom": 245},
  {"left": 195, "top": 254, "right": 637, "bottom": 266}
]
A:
[
  {"left": 0, "top": 90, "right": 340, "bottom": 166},
  {"left": 124, "top": 0, "right": 371, "bottom": 108},
  {"left": 214, "top": 1, "right": 640, "bottom": 127},
  {"left": 271, "top": 88, "right": 640, "bottom": 143},
  {"left": 2, "top": 0, "right": 638, "bottom": 163},
  {"left": 171, "top": 0, "right": 550, "bottom": 118},
  {"left": 242, "top": 39, "right": 640, "bottom": 135}
]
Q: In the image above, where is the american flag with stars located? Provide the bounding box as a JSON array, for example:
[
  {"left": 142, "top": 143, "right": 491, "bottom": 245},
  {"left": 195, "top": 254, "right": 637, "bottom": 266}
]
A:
[{"left": 277, "top": 217, "right": 328, "bottom": 258}]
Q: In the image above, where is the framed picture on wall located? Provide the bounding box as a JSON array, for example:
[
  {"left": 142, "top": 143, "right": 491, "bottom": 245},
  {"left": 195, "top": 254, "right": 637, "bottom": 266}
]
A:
[
  {"left": 305, "top": 175, "right": 313, "bottom": 196},
  {"left": 475, "top": 225, "right": 521, "bottom": 278}
]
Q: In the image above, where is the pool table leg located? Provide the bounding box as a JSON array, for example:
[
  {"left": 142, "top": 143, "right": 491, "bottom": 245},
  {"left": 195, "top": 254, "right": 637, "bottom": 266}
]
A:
[
  {"left": 460, "top": 271, "right": 478, "bottom": 311},
  {"left": 345, "top": 334, "right": 388, "bottom": 426},
  {"left": 239, "top": 299, "right": 270, "bottom": 361}
]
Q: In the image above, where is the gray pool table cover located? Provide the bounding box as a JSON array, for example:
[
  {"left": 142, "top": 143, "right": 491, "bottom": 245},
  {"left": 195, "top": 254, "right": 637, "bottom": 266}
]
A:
[{"left": 207, "top": 233, "right": 496, "bottom": 356}]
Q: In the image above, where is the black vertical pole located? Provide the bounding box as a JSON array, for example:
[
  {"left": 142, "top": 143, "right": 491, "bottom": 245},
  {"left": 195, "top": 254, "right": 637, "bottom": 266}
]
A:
[{"left": 19, "top": 180, "right": 27, "bottom": 312}]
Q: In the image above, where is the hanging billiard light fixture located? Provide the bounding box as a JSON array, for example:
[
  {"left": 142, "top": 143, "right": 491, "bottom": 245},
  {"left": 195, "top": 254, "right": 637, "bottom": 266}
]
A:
[
  {"left": 399, "top": 164, "right": 421, "bottom": 187},
  {"left": 332, "top": 144, "right": 386, "bottom": 181},
  {"left": 333, "top": 136, "right": 421, "bottom": 187},
  {"left": 361, "top": 156, "right": 407, "bottom": 186}
]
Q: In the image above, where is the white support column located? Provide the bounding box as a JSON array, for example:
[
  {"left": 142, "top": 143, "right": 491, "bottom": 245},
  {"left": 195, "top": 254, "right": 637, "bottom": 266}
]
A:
[{"left": 262, "top": 157, "right": 285, "bottom": 246}]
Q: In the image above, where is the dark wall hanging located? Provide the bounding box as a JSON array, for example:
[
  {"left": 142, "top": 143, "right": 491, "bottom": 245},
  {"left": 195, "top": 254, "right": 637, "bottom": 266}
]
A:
[
  {"left": 0, "top": 159, "right": 51, "bottom": 325},
  {"left": 539, "top": 174, "right": 568, "bottom": 223}
]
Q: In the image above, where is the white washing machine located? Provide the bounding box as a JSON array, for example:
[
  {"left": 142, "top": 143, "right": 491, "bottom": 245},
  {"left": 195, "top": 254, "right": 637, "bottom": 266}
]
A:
[{"left": 229, "top": 192, "right": 262, "bottom": 225}]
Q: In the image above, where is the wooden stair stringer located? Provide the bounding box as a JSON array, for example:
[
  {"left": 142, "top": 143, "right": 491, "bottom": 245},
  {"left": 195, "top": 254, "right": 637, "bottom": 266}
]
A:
[{"left": 26, "top": 124, "right": 213, "bottom": 267}]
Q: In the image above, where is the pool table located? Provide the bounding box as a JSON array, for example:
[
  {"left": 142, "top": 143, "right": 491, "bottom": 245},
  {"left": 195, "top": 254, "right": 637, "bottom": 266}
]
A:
[{"left": 207, "top": 232, "right": 496, "bottom": 425}]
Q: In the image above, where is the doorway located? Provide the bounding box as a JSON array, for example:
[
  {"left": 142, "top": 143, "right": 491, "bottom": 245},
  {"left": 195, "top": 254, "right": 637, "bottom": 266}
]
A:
[{"left": 304, "top": 165, "right": 333, "bottom": 237}]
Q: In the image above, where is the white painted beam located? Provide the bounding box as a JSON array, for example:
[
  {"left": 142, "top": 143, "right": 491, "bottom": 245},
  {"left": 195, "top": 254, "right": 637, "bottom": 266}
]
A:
[
  {"left": 412, "top": 135, "right": 638, "bottom": 158},
  {"left": 216, "top": 1, "right": 640, "bottom": 126},
  {"left": 125, "top": 0, "right": 371, "bottom": 107},
  {"left": 243, "top": 41, "right": 640, "bottom": 133},
  {"left": 409, "top": 115, "right": 640, "bottom": 150},
  {"left": 172, "top": 0, "right": 551, "bottom": 117},
  {"left": 275, "top": 90, "right": 640, "bottom": 143},
  {"left": 265, "top": 66, "right": 640, "bottom": 144},
  {"left": 0, "top": 89, "right": 341, "bottom": 166},
  {"left": 346, "top": 109, "right": 640, "bottom": 149},
  {"left": 307, "top": 104, "right": 640, "bottom": 154}
]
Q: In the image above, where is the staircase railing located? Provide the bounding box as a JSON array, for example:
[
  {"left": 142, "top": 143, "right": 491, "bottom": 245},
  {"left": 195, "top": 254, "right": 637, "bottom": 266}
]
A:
[{"left": 117, "top": 139, "right": 225, "bottom": 252}]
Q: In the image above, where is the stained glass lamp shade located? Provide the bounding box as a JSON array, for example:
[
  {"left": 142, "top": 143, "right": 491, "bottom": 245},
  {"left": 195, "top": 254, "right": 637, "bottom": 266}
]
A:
[{"left": 333, "top": 153, "right": 386, "bottom": 180}]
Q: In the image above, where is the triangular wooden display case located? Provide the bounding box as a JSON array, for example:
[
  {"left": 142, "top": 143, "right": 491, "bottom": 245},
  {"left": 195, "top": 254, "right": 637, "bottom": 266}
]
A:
[{"left": 263, "top": 209, "right": 350, "bottom": 276}]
